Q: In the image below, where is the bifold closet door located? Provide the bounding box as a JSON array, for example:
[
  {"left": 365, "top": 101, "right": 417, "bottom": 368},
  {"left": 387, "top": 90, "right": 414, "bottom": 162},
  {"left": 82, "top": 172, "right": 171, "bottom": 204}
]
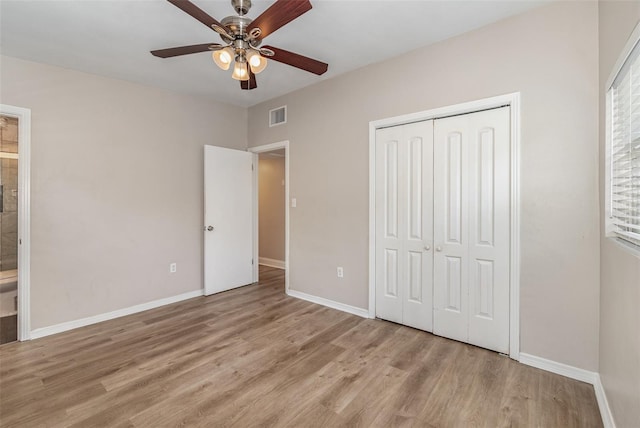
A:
[
  {"left": 375, "top": 120, "right": 434, "bottom": 332},
  {"left": 433, "top": 107, "right": 510, "bottom": 354}
]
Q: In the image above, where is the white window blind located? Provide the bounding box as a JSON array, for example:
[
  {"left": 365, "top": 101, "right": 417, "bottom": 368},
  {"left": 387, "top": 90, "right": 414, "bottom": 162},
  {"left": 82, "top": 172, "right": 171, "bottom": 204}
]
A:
[{"left": 610, "top": 39, "right": 640, "bottom": 248}]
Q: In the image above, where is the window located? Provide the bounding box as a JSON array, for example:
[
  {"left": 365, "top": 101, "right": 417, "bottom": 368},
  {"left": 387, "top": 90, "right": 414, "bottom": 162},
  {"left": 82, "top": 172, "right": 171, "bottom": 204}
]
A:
[{"left": 607, "top": 24, "right": 640, "bottom": 249}]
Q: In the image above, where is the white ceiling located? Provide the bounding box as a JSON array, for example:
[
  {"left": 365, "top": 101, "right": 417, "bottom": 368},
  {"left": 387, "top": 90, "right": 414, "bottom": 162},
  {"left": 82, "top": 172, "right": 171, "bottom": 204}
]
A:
[{"left": 0, "top": 0, "right": 549, "bottom": 107}]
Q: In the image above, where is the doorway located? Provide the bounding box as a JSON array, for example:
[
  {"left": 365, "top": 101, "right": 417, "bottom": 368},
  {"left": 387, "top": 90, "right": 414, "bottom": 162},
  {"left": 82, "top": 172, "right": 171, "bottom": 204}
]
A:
[
  {"left": 249, "top": 142, "right": 290, "bottom": 291},
  {"left": 368, "top": 95, "right": 520, "bottom": 359},
  {"left": 0, "top": 115, "right": 19, "bottom": 344},
  {"left": 0, "top": 104, "right": 31, "bottom": 343},
  {"left": 257, "top": 150, "right": 286, "bottom": 269}
]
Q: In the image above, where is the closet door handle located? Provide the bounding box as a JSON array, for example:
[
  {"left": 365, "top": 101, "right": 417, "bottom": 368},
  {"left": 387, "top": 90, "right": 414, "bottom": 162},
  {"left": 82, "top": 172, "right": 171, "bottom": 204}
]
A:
[
  {"left": 424, "top": 245, "right": 431, "bottom": 251},
  {"left": 436, "top": 246, "right": 443, "bottom": 252}
]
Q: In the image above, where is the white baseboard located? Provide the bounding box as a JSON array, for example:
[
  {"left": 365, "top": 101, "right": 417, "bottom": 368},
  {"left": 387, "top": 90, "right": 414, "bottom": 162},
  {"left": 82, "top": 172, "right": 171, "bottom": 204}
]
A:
[
  {"left": 30, "top": 289, "right": 204, "bottom": 339},
  {"left": 519, "top": 353, "right": 597, "bottom": 384},
  {"left": 593, "top": 374, "right": 616, "bottom": 428},
  {"left": 259, "top": 257, "right": 285, "bottom": 269},
  {"left": 519, "top": 353, "right": 615, "bottom": 428},
  {"left": 286, "top": 289, "right": 370, "bottom": 319}
]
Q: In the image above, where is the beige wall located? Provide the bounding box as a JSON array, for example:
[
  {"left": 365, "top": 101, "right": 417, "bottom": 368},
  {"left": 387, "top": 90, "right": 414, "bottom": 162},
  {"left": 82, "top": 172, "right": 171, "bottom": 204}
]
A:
[
  {"left": 258, "top": 156, "right": 285, "bottom": 262},
  {"left": 248, "top": 2, "right": 600, "bottom": 371},
  {"left": 598, "top": 1, "right": 640, "bottom": 426},
  {"left": 0, "top": 56, "right": 247, "bottom": 329}
]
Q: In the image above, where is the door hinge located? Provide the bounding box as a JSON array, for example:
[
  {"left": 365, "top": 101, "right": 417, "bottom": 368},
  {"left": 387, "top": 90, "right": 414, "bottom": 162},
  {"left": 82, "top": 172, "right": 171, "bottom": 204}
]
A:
[
  {"left": 252, "top": 259, "right": 254, "bottom": 265},
  {"left": 252, "top": 164, "right": 254, "bottom": 171}
]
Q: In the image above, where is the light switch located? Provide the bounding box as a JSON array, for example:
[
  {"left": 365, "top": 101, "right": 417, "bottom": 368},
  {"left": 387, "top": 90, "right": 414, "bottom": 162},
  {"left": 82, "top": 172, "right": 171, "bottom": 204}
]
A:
[{"left": 292, "top": 198, "right": 297, "bottom": 208}]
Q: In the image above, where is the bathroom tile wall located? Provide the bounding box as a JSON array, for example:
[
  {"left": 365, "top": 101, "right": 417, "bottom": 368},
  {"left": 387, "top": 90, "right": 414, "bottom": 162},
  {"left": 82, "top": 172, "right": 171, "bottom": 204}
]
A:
[
  {"left": 1, "top": 117, "right": 18, "bottom": 153},
  {"left": 0, "top": 116, "right": 18, "bottom": 271}
]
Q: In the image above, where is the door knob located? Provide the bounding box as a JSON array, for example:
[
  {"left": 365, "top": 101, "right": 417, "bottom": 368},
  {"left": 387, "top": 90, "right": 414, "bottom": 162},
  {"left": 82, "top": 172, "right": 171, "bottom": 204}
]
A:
[
  {"left": 207, "top": 226, "right": 214, "bottom": 231},
  {"left": 436, "top": 246, "right": 442, "bottom": 252},
  {"left": 424, "top": 245, "right": 431, "bottom": 251}
]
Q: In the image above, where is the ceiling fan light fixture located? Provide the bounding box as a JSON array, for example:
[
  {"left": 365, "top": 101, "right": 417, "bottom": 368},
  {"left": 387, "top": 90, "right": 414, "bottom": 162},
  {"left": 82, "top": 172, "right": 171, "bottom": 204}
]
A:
[
  {"left": 212, "top": 47, "right": 234, "bottom": 70},
  {"left": 155, "top": 0, "right": 329, "bottom": 90},
  {"left": 246, "top": 50, "right": 267, "bottom": 74},
  {"left": 232, "top": 60, "right": 250, "bottom": 81}
]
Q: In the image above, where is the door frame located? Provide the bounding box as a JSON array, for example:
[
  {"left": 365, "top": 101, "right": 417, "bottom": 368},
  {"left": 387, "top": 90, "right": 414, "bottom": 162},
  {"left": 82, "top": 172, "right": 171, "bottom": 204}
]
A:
[
  {"left": 248, "top": 141, "right": 290, "bottom": 293},
  {"left": 368, "top": 93, "right": 521, "bottom": 359},
  {"left": 0, "top": 104, "right": 32, "bottom": 341}
]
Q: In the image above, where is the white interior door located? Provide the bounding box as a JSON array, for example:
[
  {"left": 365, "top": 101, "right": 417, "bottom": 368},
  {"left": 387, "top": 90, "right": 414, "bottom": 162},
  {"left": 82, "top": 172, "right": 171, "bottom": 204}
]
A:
[
  {"left": 204, "top": 145, "right": 254, "bottom": 296},
  {"left": 375, "top": 120, "right": 434, "bottom": 331},
  {"left": 433, "top": 107, "right": 510, "bottom": 353}
]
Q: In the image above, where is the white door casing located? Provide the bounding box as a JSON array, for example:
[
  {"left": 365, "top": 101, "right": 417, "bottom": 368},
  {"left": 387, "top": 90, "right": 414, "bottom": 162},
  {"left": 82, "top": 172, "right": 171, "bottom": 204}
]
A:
[
  {"left": 204, "top": 145, "right": 254, "bottom": 295},
  {"left": 375, "top": 120, "right": 434, "bottom": 332},
  {"left": 433, "top": 107, "right": 511, "bottom": 353}
]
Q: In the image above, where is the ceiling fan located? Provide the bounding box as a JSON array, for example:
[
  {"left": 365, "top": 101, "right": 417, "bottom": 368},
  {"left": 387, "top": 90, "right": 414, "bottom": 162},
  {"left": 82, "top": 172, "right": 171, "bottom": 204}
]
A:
[{"left": 151, "top": 0, "right": 329, "bottom": 90}]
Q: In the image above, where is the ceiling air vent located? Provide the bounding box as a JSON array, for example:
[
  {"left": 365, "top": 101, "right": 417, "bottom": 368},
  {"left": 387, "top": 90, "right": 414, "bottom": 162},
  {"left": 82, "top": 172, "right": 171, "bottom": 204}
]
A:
[{"left": 269, "top": 106, "right": 287, "bottom": 127}]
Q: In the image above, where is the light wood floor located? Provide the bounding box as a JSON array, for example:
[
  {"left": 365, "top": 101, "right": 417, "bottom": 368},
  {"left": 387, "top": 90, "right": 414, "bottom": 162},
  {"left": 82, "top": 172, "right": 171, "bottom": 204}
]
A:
[{"left": 0, "top": 266, "right": 601, "bottom": 427}]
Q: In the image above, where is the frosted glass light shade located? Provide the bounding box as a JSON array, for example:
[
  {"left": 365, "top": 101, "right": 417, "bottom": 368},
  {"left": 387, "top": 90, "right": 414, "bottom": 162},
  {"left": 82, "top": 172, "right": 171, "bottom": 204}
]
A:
[
  {"left": 231, "top": 61, "right": 249, "bottom": 81},
  {"left": 212, "top": 47, "right": 234, "bottom": 70},
  {"left": 246, "top": 50, "right": 267, "bottom": 74}
]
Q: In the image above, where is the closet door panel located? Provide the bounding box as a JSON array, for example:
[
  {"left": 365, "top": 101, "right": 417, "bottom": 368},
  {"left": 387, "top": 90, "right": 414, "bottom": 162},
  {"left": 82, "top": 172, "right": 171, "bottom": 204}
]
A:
[
  {"left": 433, "top": 107, "right": 510, "bottom": 353},
  {"left": 433, "top": 120, "right": 469, "bottom": 343},
  {"left": 375, "top": 127, "right": 404, "bottom": 324},
  {"left": 467, "top": 107, "right": 510, "bottom": 353},
  {"left": 402, "top": 121, "right": 434, "bottom": 332},
  {"left": 375, "top": 121, "right": 433, "bottom": 331}
]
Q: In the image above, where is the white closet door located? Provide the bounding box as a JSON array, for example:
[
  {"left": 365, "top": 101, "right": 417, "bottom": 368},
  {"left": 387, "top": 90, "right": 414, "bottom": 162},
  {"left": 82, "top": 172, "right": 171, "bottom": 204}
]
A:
[
  {"left": 375, "top": 126, "right": 403, "bottom": 324},
  {"left": 433, "top": 117, "right": 469, "bottom": 343},
  {"left": 375, "top": 121, "right": 433, "bottom": 331},
  {"left": 433, "top": 107, "right": 510, "bottom": 353},
  {"left": 401, "top": 121, "right": 434, "bottom": 331},
  {"left": 467, "top": 107, "right": 510, "bottom": 353}
]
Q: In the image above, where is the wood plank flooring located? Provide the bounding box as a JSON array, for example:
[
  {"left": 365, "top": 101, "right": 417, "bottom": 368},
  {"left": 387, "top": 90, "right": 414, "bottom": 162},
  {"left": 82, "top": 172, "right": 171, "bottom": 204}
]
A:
[{"left": 0, "top": 266, "right": 602, "bottom": 427}]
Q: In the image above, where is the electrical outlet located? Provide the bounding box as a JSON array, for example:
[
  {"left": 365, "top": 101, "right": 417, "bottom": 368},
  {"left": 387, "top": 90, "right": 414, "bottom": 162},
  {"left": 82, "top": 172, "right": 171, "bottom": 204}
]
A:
[
  {"left": 169, "top": 263, "right": 177, "bottom": 273},
  {"left": 337, "top": 267, "right": 344, "bottom": 278}
]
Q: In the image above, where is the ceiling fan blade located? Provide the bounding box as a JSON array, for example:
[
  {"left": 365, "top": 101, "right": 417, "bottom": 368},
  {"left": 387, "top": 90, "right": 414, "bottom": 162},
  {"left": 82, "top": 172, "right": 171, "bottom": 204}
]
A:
[
  {"left": 167, "top": 0, "right": 227, "bottom": 33},
  {"left": 241, "top": 69, "right": 258, "bottom": 90},
  {"left": 263, "top": 45, "right": 328, "bottom": 75},
  {"left": 151, "top": 43, "right": 221, "bottom": 58},
  {"left": 247, "top": 0, "right": 312, "bottom": 41}
]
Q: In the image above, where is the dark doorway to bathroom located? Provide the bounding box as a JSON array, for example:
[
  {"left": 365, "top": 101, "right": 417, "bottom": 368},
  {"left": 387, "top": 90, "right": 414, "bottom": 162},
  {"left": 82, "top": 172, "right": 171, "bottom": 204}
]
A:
[{"left": 0, "top": 115, "right": 19, "bottom": 344}]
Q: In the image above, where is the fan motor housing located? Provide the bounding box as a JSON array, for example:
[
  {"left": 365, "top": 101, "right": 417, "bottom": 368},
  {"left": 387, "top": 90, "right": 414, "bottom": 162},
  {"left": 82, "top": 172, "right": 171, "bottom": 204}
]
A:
[{"left": 220, "top": 15, "right": 261, "bottom": 47}]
